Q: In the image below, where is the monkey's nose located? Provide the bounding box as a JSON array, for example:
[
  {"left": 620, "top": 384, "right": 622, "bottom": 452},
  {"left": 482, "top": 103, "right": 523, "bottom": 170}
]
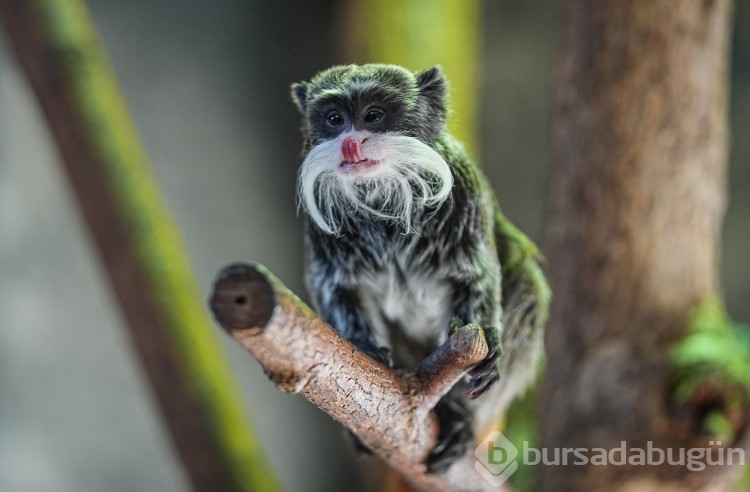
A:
[{"left": 341, "top": 136, "right": 364, "bottom": 164}]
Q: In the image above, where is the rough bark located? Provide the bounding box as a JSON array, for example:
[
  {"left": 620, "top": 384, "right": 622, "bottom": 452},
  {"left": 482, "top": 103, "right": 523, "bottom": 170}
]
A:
[
  {"left": 0, "top": 1, "right": 278, "bottom": 490},
  {"left": 542, "top": 1, "right": 746, "bottom": 491},
  {"left": 210, "top": 263, "right": 509, "bottom": 492}
]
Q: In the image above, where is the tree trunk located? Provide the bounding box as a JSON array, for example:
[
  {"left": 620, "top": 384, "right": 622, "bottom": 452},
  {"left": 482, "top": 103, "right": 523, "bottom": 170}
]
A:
[{"left": 542, "top": 0, "right": 741, "bottom": 490}]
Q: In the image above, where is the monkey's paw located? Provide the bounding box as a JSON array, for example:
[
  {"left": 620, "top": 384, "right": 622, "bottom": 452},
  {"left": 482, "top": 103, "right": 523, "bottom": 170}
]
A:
[{"left": 466, "top": 328, "right": 501, "bottom": 399}]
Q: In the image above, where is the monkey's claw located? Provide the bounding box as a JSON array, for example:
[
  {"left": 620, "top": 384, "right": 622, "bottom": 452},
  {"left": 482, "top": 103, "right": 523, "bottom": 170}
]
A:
[{"left": 466, "top": 334, "right": 501, "bottom": 399}]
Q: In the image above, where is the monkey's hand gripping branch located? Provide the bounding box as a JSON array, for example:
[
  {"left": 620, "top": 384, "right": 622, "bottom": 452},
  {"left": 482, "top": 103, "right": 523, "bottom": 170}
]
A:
[{"left": 209, "top": 263, "right": 499, "bottom": 492}]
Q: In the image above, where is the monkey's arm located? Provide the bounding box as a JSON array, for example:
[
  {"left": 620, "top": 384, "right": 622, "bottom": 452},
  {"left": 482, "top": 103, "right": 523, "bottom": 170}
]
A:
[
  {"left": 451, "top": 254, "right": 503, "bottom": 398},
  {"left": 305, "top": 257, "right": 385, "bottom": 362},
  {"left": 430, "top": 136, "right": 505, "bottom": 396}
]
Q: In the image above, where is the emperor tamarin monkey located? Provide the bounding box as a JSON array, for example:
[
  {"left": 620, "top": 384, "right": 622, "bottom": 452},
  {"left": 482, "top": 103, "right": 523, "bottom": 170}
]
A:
[{"left": 291, "top": 64, "right": 550, "bottom": 471}]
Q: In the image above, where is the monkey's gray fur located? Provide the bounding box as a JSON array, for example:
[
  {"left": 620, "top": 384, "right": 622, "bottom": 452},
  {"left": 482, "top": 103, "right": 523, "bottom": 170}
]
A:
[{"left": 291, "top": 64, "right": 550, "bottom": 472}]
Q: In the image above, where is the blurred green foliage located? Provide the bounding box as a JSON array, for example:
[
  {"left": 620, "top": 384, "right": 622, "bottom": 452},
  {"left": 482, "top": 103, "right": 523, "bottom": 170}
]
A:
[{"left": 672, "top": 297, "right": 750, "bottom": 442}]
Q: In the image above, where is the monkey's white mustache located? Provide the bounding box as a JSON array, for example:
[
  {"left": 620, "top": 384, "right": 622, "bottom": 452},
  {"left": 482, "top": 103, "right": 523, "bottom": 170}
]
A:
[{"left": 298, "top": 132, "right": 454, "bottom": 235}]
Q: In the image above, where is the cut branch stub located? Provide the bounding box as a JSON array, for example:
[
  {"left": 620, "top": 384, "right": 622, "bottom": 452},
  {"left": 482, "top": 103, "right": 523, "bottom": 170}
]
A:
[
  {"left": 413, "top": 323, "right": 489, "bottom": 409},
  {"left": 211, "top": 263, "right": 278, "bottom": 332},
  {"left": 209, "top": 262, "right": 498, "bottom": 491}
]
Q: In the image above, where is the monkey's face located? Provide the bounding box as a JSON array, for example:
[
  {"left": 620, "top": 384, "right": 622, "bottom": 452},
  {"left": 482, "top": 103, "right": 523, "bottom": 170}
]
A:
[{"left": 291, "top": 64, "right": 454, "bottom": 235}]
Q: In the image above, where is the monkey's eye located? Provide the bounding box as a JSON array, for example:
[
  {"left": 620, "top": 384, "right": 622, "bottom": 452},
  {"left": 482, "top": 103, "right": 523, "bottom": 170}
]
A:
[
  {"left": 325, "top": 111, "right": 345, "bottom": 127},
  {"left": 364, "top": 108, "right": 384, "bottom": 123}
]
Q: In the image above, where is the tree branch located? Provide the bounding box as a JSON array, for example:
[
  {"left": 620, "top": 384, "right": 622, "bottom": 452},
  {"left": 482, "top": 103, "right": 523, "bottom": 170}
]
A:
[{"left": 210, "top": 262, "right": 505, "bottom": 492}]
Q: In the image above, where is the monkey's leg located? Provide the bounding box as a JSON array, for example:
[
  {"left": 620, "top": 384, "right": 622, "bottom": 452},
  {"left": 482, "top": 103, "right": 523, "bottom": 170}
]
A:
[
  {"left": 427, "top": 389, "right": 474, "bottom": 473},
  {"left": 427, "top": 327, "right": 499, "bottom": 471}
]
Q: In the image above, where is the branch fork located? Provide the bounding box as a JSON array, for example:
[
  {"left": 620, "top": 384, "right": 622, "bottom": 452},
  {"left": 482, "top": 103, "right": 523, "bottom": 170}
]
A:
[{"left": 210, "top": 262, "right": 500, "bottom": 491}]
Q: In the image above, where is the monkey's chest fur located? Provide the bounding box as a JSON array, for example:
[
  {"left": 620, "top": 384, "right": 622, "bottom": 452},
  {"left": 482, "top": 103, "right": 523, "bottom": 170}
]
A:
[
  {"left": 358, "top": 262, "right": 454, "bottom": 367},
  {"left": 305, "top": 173, "right": 501, "bottom": 372},
  {"left": 307, "top": 213, "right": 489, "bottom": 370}
]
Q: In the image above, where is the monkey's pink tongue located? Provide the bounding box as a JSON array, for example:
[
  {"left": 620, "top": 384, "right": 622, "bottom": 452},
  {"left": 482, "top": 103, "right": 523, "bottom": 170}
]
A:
[{"left": 341, "top": 136, "right": 364, "bottom": 164}]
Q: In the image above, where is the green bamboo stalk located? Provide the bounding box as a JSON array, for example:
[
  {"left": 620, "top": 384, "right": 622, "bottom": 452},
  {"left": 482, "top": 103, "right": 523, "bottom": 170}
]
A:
[
  {"left": 0, "top": 1, "right": 280, "bottom": 490},
  {"left": 343, "top": 0, "right": 482, "bottom": 158}
]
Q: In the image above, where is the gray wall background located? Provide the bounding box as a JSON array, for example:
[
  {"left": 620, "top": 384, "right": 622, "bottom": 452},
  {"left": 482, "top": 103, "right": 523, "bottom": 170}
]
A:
[{"left": 0, "top": 1, "right": 747, "bottom": 491}]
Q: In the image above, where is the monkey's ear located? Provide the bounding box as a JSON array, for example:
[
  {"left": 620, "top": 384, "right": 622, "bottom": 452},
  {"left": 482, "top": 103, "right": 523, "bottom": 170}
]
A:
[
  {"left": 291, "top": 82, "right": 308, "bottom": 113},
  {"left": 416, "top": 66, "right": 448, "bottom": 136},
  {"left": 416, "top": 66, "right": 447, "bottom": 103}
]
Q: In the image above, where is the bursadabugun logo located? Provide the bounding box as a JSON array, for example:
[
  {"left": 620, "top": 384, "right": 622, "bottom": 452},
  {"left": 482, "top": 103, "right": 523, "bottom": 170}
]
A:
[
  {"left": 475, "top": 431, "right": 747, "bottom": 488},
  {"left": 474, "top": 431, "right": 519, "bottom": 487}
]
